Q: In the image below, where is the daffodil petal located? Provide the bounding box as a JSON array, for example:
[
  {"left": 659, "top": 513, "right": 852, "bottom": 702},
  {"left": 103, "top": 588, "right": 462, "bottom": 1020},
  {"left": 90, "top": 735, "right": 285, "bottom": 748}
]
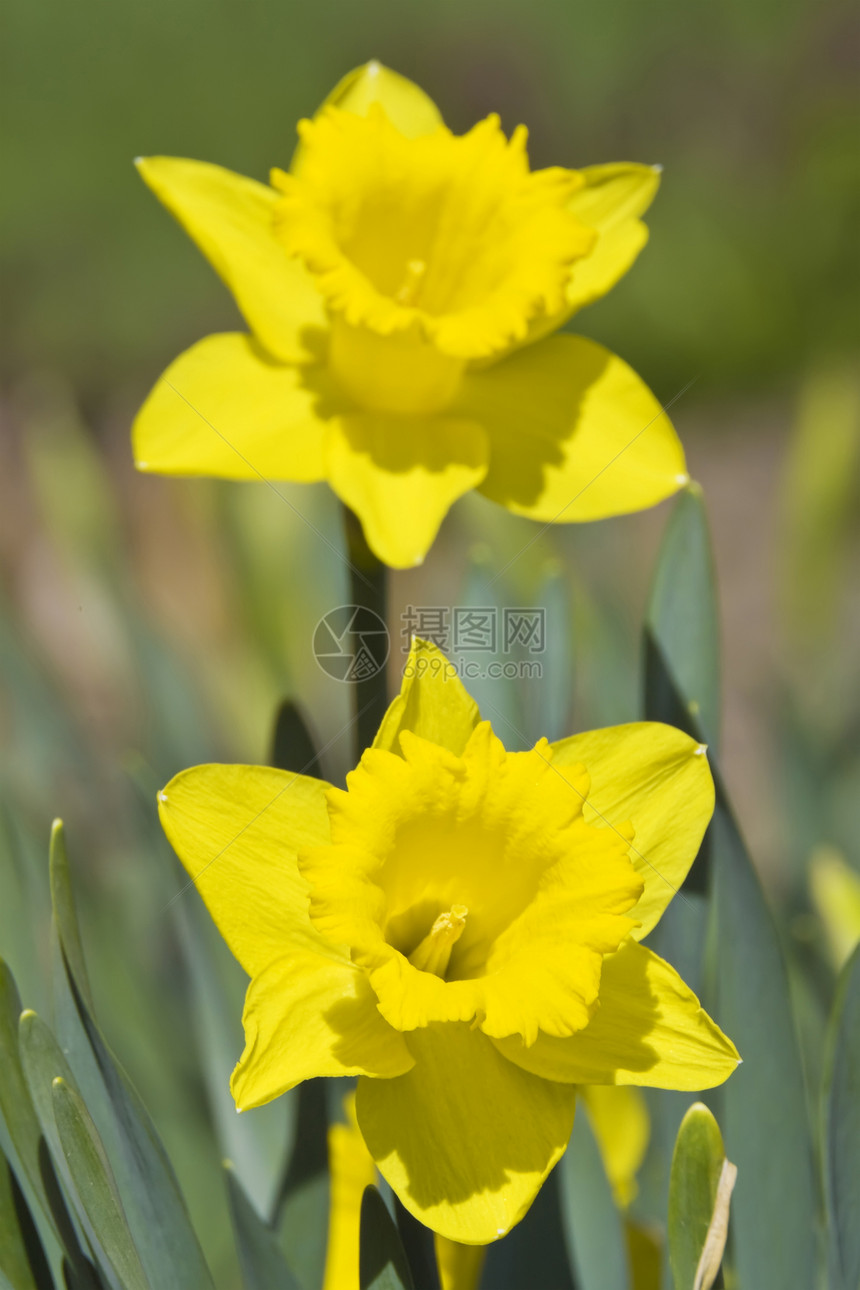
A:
[
  {"left": 133, "top": 333, "right": 342, "bottom": 481},
  {"left": 494, "top": 940, "right": 739, "bottom": 1090},
  {"left": 373, "top": 638, "right": 480, "bottom": 757},
  {"left": 324, "top": 414, "right": 489, "bottom": 568},
  {"left": 232, "top": 932, "right": 414, "bottom": 1109},
  {"left": 457, "top": 335, "right": 686, "bottom": 522},
  {"left": 476, "top": 162, "right": 660, "bottom": 362},
  {"left": 136, "top": 156, "right": 327, "bottom": 362},
  {"left": 549, "top": 722, "right": 714, "bottom": 938},
  {"left": 158, "top": 764, "right": 331, "bottom": 976},
  {"left": 292, "top": 61, "right": 443, "bottom": 174},
  {"left": 565, "top": 162, "right": 661, "bottom": 311},
  {"left": 355, "top": 1022, "right": 576, "bottom": 1243}
]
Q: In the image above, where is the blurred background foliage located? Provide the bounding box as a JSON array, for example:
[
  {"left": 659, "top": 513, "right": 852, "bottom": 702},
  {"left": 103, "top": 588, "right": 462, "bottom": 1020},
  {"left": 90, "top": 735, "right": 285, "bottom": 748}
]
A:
[{"left": 1, "top": 0, "right": 859, "bottom": 1285}]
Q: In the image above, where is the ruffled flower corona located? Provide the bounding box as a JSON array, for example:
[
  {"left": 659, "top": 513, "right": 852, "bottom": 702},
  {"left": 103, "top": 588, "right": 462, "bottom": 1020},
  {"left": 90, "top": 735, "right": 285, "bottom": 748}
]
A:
[
  {"left": 158, "top": 640, "right": 739, "bottom": 1243},
  {"left": 133, "top": 63, "right": 688, "bottom": 567}
]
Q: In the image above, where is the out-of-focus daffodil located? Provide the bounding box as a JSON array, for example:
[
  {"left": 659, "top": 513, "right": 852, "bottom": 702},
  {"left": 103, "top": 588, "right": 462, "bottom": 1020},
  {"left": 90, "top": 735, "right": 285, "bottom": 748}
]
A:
[
  {"left": 581, "top": 1084, "right": 650, "bottom": 1209},
  {"left": 133, "top": 63, "right": 688, "bottom": 568},
  {"left": 809, "top": 846, "right": 860, "bottom": 969},
  {"left": 323, "top": 1096, "right": 376, "bottom": 1290},
  {"left": 158, "top": 640, "right": 738, "bottom": 1242},
  {"left": 324, "top": 1094, "right": 483, "bottom": 1290}
]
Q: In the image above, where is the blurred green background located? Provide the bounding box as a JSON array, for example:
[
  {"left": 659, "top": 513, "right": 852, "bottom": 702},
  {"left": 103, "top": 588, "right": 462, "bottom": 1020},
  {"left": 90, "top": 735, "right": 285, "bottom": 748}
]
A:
[{"left": 1, "top": 0, "right": 859, "bottom": 1285}]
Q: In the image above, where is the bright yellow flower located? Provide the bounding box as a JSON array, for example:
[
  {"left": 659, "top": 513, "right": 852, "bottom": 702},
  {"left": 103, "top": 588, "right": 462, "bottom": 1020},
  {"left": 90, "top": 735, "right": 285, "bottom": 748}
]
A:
[
  {"left": 158, "top": 640, "right": 738, "bottom": 1243},
  {"left": 133, "top": 63, "right": 687, "bottom": 568}
]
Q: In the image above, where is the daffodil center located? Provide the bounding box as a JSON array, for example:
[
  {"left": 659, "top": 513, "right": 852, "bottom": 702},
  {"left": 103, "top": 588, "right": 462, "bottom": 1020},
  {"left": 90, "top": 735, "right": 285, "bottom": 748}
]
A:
[
  {"left": 270, "top": 103, "right": 596, "bottom": 377},
  {"left": 408, "top": 905, "right": 468, "bottom": 978}
]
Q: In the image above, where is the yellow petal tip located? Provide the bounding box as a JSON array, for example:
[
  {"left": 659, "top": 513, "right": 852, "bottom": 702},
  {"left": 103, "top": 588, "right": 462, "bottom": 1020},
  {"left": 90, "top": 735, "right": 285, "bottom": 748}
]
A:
[
  {"left": 675, "top": 472, "right": 690, "bottom": 486},
  {"left": 652, "top": 163, "right": 664, "bottom": 173},
  {"left": 157, "top": 789, "right": 168, "bottom": 803},
  {"left": 694, "top": 744, "right": 708, "bottom": 756}
]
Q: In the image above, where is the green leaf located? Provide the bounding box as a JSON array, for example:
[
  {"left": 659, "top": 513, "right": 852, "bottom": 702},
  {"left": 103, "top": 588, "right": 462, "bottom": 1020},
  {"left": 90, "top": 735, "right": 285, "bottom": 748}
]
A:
[
  {"left": 668, "top": 1103, "right": 736, "bottom": 1290},
  {"left": 275, "top": 1080, "right": 330, "bottom": 1290},
  {"left": 0, "top": 964, "right": 85, "bottom": 1280},
  {"left": 50, "top": 1079, "right": 148, "bottom": 1290},
  {"left": 0, "top": 966, "right": 45, "bottom": 1219},
  {"left": 48, "top": 823, "right": 93, "bottom": 1016},
  {"left": 17, "top": 1010, "right": 109, "bottom": 1290},
  {"left": 269, "top": 700, "right": 323, "bottom": 778},
  {"left": 359, "top": 1186, "right": 414, "bottom": 1290},
  {"left": 709, "top": 800, "right": 817, "bottom": 1289},
  {"left": 559, "top": 1106, "right": 631, "bottom": 1290},
  {"left": 48, "top": 825, "right": 216, "bottom": 1290},
  {"left": 224, "top": 1163, "right": 301, "bottom": 1290},
  {"left": 175, "top": 896, "right": 293, "bottom": 1220},
  {"left": 0, "top": 1151, "right": 51, "bottom": 1290},
  {"left": 822, "top": 942, "right": 860, "bottom": 1290},
  {"left": 645, "top": 484, "right": 720, "bottom": 753}
]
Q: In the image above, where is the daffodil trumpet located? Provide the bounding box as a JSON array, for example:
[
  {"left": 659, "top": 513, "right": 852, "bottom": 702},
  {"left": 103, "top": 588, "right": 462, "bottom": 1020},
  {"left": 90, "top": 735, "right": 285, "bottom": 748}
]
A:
[
  {"left": 159, "top": 639, "right": 739, "bottom": 1244},
  {"left": 133, "top": 62, "right": 688, "bottom": 568}
]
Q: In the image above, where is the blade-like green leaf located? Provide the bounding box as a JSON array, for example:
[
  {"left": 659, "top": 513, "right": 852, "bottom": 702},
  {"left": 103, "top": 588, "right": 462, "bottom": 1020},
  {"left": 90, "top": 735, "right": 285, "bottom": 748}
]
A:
[
  {"left": 0, "top": 965, "right": 85, "bottom": 1281},
  {"left": 822, "top": 942, "right": 860, "bottom": 1290},
  {"left": 668, "top": 1103, "right": 736, "bottom": 1290},
  {"left": 48, "top": 823, "right": 93, "bottom": 1016},
  {"left": 359, "top": 1187, "right": 414, "bottom": 1290},
  {"left": 225, "top": 1163, "right": 301, "bottom": 1290},
  {"left": 709, "top": 800, "right": 817, "bottom": 1290},
  {"left": 0, "top": 1152, "right": 50, "bottom": 1290},
  {"left": 175, "top": 895, "right": 292, "bottom": 1221},
  {"left": 0, "top": 966, "right": 45, "bottom": 1219},
  {"left": 50, "top": 1079, "right": 148, "bottom": 1290},
  {"left": 48, "top": 825, "right": 216, "bottom": 1290},
  {"left": 17, "top": 1011, "right": 113, "bottom": 1290},
  {"left": 276, "top": 1080, "right": 330, "bottom": 1290},
  {"left": 559, "top": 1106, "right": 631, "bottom": 1290},
  {"left": 269, "top": 700, "right": 323, "bottom": 778},
  {"left": 645, "top": 484, "right": 720, "bottom": 753}
]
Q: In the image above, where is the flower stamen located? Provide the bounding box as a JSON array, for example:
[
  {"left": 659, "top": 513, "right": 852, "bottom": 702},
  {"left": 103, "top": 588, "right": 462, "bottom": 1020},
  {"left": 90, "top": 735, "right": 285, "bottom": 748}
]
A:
[
  {"left": 395, "top": 259, "right": 427, "bottom": 306},
  {"left": 409, "top": 905, "right": 468, "bottom": 978}
]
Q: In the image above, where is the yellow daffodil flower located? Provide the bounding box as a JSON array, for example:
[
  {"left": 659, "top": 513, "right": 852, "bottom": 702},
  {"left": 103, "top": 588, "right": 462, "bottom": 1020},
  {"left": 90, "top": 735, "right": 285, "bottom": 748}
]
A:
[
  {"left": 133, "top": 63, "right": 688, "bottom": 568},
  {"left": 158, "top": 640, "right": 738, "bottom": 1243}
]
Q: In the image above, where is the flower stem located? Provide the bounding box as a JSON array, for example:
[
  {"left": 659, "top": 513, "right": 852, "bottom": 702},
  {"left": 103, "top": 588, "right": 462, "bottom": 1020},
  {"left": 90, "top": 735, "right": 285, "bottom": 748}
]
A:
[{"left": 343, "top": 505, "right": 389, "bottom": 762}]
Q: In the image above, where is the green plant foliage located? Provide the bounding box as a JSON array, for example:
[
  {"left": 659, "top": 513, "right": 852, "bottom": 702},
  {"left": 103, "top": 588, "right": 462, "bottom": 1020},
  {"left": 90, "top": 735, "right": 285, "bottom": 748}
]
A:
[
  {"left": 276, "top": 1080, "right": 330, "bottom": 1290},
  {"left": 47, "top": 826, "right": 216, "bottom": 1290},
  {"left": 645, "top": 484, "right": 721, "bottom": 753},
  {"left": 50, "top": 1078, "right": 149, "bottom": 1290},
  {"left": 822, "top": 943, "right": 860, "bottom": 1290},
  {"left": 559, "top": 1105, "right": 631, "bottom": 1290},
  {"left": 709, "top": 796, "right": 818, "bottom": 1289},
  {"left": 0, "top": 1151, "right": 50, "bottom": 1290},
  {"left": 225, "top": 1163, "right": 302, "bottom": 1290},
  {"left": 668, "top": 1102, "right": 736, "bottom": 1290},
  {"left": 359, "top": 1187, "right": 414, "bottom": 1290}
]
